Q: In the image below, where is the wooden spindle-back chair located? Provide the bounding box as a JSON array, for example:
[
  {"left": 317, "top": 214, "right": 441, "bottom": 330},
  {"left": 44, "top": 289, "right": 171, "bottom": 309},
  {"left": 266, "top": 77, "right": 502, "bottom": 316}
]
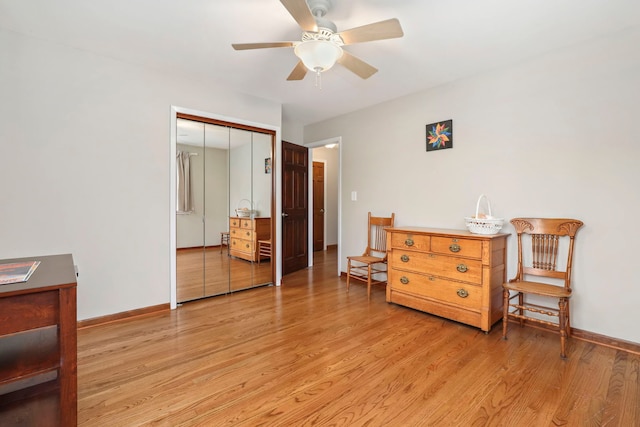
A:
[
  {"left": 502, "top": 218, "right": 584, "bottom": 358},
  {"left": 346, "top": 212, "right": 395, "bottom": 299}
]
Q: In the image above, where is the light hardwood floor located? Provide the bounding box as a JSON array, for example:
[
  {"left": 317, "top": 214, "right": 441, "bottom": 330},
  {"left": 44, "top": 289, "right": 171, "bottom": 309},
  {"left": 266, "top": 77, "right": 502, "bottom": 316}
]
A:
[{"left": 78, "top": 248, "right": 640, "bottom": 426}]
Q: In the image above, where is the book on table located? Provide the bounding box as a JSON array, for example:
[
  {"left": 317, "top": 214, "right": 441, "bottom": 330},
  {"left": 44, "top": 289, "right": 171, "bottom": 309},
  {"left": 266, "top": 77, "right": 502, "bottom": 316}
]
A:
[{"left": 0, "top": 260, "right": 41, "bottom": 285}]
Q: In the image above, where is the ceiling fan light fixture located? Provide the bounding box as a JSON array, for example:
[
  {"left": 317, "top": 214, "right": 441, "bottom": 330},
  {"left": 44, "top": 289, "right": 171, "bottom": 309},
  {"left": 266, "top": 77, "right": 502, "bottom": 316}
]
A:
[{"left": 294, "top": 40, "right": 343, "bottom": 73}]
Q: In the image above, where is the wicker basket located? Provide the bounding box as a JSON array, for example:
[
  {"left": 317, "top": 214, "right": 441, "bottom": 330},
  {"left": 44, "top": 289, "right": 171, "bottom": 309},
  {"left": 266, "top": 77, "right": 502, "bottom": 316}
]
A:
[
  {"left": 235, "top": 199, "right": 258, "bottom": 218},
  {"left": 464, "top": 195, "right": 504, "bottom": 235}
]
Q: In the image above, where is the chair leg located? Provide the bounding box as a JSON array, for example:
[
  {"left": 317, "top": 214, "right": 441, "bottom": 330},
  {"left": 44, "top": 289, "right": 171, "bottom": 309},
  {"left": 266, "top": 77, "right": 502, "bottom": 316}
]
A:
[
  {"left": 566, "top": 300, "right": 572, "bottom": 338},
  {"left": 559, "top": 298, "right": 568, "bottom": 359},
  {"left": 367, "top": 264, "right": 372, "bottom": 299},
  {"left": 502, "top": 288, "right": 509, "bottom": 340},
  {"left": 518, "top": 293, "right": 524, "bottom": 327},
  {"left": 346, "top": 259, "right": 351, "bottom": 293}
]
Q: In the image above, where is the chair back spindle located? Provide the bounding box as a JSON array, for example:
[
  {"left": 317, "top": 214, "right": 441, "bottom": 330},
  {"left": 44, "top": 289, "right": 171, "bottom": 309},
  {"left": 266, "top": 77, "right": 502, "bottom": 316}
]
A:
[
  {"left": 370, "top": 223, "right": 389, "bottom": 254},
  {"left": 532, "top": 234, "right": 559, "bottom": 271}
]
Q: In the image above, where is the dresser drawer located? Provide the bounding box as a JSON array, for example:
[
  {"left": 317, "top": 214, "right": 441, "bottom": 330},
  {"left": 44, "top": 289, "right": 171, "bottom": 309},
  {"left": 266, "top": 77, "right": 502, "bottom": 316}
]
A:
[
  {"left": 231, "top": 237, "right": 253, "bottom": 254},
  {"left": 390, "top": 250, "right": 482, "bottom": 284},
  {"left": 389, "top": 269, "right": 481, "bottom": 310},
  {"left": 390, "top": 232, "right": 430, "bottom": 251},
  {"left": 431, "top": 236, "right": 482, "bottom": 259},
  {"left": 230, "top": 228, "right": 253, "bottom": 240},
  {"left": 239, "top": 218, "right": 253, "bottom": 229},
  {"left": 230, "top": 218, "right": 241, "bottom": 228}
]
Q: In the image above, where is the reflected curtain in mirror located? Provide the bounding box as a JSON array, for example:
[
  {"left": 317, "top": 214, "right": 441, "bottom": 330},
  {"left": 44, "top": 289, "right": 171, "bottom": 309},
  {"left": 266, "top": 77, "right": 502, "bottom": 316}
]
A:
[{"left": 176, "top": 151, "right": 194, "bottom": 214}]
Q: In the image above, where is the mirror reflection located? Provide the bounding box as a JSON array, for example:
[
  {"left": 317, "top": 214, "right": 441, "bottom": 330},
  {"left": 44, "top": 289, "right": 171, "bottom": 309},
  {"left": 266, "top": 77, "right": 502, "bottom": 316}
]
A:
[{"left": 176, "top": 117, "right": 273, "bottom": 303}]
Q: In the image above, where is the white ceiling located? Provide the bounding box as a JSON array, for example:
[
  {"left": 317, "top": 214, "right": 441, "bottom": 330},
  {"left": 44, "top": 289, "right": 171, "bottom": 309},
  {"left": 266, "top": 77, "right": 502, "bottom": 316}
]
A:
[{"left": 2, "top": 0, "right": 639, "bottom": 126}]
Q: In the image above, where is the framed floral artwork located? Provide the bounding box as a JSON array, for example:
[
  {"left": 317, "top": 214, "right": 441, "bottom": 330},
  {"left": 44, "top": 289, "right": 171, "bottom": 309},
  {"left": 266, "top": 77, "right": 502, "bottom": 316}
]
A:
[{"left": 426, "top": 119, "right": 453, "bottom": 152}]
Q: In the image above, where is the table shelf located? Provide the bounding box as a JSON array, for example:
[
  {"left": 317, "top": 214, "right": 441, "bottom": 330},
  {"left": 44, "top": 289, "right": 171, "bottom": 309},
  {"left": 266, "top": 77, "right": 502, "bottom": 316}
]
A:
[{"left": 0, "top": 254, "right": 77, "bottom": 427}]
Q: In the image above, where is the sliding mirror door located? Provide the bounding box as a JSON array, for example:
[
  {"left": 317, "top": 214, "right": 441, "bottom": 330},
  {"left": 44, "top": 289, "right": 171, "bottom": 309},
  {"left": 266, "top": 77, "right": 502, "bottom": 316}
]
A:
[
  {"left": 176, "top": 114, "right": 274, "bottom": 303},
  {"left": 250, "top": 131, "right": 273, "bottom": 287},
  {"left": 176, "top": 119, "right": 230, "bottom": 302},
  {"left": 203, "top": 124, "right": 231, "bottom": 297},
  {"left": 176, "top": 119, "right": 208, "bottom": 302},
  {"left": 229, "top": 129, "right": 273, "bottom": 290}
]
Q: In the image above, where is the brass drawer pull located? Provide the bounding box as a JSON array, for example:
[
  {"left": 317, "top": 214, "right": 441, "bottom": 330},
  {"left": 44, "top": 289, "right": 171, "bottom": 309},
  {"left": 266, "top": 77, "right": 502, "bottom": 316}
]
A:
[
  {"left": 400, "top": 254, "right": 410, "bottom": 263},
  {"left": 449, "top": 243, "right": 461, "bottom": 253},
  {"left": 457, "top": 289, "right": 469, "bottom": 298},
  {"left": 405, "top": 238, "right": 414, "bottom": 247},
  {"left": 428, "top": 276, "right": 435, "bottom": 281},
  {"left": 245, "top": 231, "right": 251, "bottom": 236},
  {"left": 400, "top": 276, "right": 409, "bottom": 285},
  {"left": 457, "top": 264, "right": 468, "bottom": 273},
  {"left": 245, "top": 244, "right": 250, "bottom": 249}
]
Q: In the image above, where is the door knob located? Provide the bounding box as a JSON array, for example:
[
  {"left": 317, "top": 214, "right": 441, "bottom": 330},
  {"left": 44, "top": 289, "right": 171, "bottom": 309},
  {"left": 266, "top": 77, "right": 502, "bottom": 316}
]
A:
[
  {"left": 320, "top": 209, "right": 325, "bottom": 213},
  {"left": 281, "top": 212, "right": 289, "bottom": 217}
]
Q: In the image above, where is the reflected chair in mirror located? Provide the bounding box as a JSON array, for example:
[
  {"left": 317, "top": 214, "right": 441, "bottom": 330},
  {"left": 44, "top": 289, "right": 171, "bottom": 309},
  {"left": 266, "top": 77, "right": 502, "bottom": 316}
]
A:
[
  {"left": 347, "top": 212, "right": 395, "bottom": 299},
  {"left": 220, "top": 231, "right": 230, "bottom": 254},
  {"left": 258, "top": 239, "right": 271, "bottom": 264},
  {"left": 502, "top": 217, "right": 584, "bottom": 358}
]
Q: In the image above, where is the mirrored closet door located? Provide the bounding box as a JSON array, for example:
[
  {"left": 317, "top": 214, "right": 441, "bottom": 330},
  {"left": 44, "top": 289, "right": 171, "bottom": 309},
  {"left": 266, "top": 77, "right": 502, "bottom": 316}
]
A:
[{"left": 176, "top": 115, "right": 274, "bottom": 303}]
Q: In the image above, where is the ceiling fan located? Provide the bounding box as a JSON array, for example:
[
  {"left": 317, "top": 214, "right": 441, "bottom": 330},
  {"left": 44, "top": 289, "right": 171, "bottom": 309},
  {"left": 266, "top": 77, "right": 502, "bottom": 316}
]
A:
[{"left": 231, "top": 0, "right": 404, "bottom": 81}]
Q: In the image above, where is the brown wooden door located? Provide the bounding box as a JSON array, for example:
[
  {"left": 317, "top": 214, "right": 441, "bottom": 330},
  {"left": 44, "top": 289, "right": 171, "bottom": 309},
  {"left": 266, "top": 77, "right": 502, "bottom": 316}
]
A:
[
  {"left": 313, "top": 161, "right": 325, "bottom": 252},
  {"left": 282, "top": 141, "right": 309, "bottom": 275}
]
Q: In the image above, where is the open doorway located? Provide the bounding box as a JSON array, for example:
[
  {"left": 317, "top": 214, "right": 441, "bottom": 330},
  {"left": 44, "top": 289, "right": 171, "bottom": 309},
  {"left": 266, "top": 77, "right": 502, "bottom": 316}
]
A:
[{"left": 308, "top": 137, "right": 341, "bottom": 277}]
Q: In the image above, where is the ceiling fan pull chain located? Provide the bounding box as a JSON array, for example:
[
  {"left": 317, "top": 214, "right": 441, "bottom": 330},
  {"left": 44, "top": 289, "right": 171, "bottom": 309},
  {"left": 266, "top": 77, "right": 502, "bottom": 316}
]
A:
[{"left": 315, "top": 68, "right": 322, "bottom": 89}]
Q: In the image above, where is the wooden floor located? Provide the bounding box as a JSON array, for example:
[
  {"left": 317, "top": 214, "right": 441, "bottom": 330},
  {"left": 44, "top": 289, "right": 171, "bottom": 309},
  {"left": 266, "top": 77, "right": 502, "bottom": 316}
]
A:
[{"left": 78, "top": 248, "right": 640, "bottom": 426}]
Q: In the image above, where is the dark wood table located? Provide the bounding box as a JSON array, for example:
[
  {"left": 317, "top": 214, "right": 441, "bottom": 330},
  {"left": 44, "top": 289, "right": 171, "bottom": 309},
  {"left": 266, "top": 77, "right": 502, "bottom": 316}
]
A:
[{"left": 0, "top": 254, "right": 77, "bottom": 426}]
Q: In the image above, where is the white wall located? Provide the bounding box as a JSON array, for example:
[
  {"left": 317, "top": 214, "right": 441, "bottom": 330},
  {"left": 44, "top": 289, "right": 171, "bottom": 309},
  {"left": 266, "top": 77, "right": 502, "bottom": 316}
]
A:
[
  {"left": 282, "top": 118, "right": 304, "bottom": 145},
  {"left": 305, "top": 27, "right": 640, "bottom": 343},
  {"left": 0, "top": 29, "right": 281, "bottom": 320}
]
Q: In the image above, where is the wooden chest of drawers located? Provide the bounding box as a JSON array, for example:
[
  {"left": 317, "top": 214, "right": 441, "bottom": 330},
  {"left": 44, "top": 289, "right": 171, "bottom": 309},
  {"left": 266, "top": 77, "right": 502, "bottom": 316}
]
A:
[
  {"left": 229, "top": 216, "right": 270, "bottom": 262},
  {"left": 386, "top": 227, "right": 507, "bottom": 332}
]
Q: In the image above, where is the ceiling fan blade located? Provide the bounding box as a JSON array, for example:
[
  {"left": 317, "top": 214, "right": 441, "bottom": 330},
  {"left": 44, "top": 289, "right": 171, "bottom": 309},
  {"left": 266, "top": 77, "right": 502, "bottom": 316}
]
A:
[
  {"left": 337, "top": 51, "right": 378, "bottom": 79},
  {"left": 232, "top": 42, "right": 296, "bottom": 50},
  {"left": 337, "top": 18, "right": 404, "bottom": 45},
  {"left": 280, "top": 0, "right": 317, "bottom": 32},
  {"left": 287, "top": 61, "right": 308, "bottom": 81}
]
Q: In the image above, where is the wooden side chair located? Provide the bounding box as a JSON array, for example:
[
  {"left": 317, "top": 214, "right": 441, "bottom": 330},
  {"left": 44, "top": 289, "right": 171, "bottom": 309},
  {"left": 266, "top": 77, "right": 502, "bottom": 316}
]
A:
[
  {"left": 347, "top": 212, "right": 395, "bottom": 299},
  {"left": 502, "top": 218, "right": 584, "bottom": 358}
]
